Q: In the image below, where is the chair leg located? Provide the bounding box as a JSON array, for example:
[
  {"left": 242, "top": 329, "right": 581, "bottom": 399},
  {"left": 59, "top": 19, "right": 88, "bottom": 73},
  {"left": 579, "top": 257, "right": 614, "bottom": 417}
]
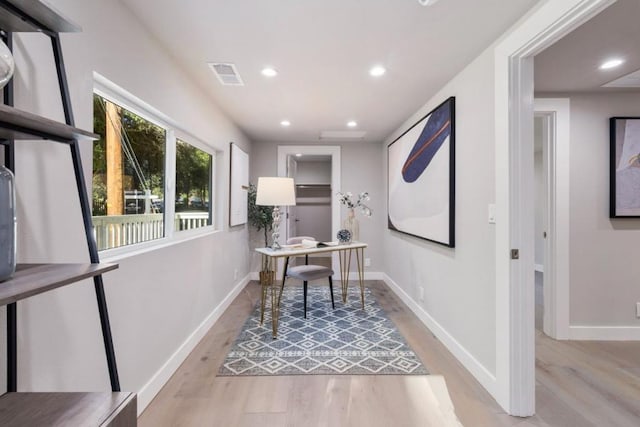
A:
[
  {"left": 303, "top": 281, "right": 308, "bottom": 319},
  {"left": 328, "top": 275, "right": 335, "bottom": 309}
]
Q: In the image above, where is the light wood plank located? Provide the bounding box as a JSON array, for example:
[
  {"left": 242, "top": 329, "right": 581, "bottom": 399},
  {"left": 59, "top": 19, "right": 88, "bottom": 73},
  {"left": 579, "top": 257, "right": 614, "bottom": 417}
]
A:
[
  {"left": 0, "top": 104, "right": 97, "bottom": 142},
  {"left": 0, "top": 263, "right": 119, "bottom": 306},
  {"left": 0, "top": 392, "right": 135, "bottom": 426},
  {"left": 0, "top": 0, "right": 81, "bottom": 32},
  {"left": 139, "top": 280, "right": 640, "bottom": 426}
]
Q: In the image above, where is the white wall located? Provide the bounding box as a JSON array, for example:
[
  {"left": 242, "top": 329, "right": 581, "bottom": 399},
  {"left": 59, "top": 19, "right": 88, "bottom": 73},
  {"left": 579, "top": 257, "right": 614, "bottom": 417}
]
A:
[
  {"left": 295, "top": 161, "right": 331, "bottom": 184},
  {"left": 3, "top": 0, "right": 252, "bottom": 411},
  {"left": 250, "top": 141, "right": 384, "bottom": 273},
  {"left": 382, "top": 48, "right": 497, "bottom": 379},
  {"left": 537, "top": 92, "right": 640, "bottom": 327}
]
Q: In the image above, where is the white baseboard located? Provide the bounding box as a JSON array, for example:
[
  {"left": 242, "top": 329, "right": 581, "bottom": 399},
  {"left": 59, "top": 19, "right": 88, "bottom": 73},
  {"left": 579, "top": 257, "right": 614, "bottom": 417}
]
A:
[
  {"left": 382, "top": 274, "right": 497, "bottom": 397},
  {"left": 137, "top": 274, "right": 250, "bottom": 415},
  {"left": 568, "top": 325, "right": 640, "bottom": 341},
  {"left": 250, "top": 271, "right": 384, "bottom": 281},
  {"left": 534, "top": 264, "right": 544, "bottom": 273},
  {"left": 351, "top": 271, "right": 384, "bottom": 280}
]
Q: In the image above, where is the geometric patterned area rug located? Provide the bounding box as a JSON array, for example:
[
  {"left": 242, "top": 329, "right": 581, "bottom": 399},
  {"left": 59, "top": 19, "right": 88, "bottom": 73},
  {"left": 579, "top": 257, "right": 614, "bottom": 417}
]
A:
[{"left": 218, "top": 285, "right": 429, "bottom": 376}]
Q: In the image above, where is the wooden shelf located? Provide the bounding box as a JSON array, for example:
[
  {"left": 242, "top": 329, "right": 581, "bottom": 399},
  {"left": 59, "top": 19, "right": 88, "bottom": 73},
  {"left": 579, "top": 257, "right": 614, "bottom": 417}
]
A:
[
  {"left": 0, "top": 104, "right": 97, "bottom": 142},
  {"left": 0, "top": 392, "right": 136, "bottom": 426},
  {"left": 0, "top": 0, "right": 80, "bottom": 33},
  {"left": 0, "top": 263, "right": 119, "bottom": 306}
]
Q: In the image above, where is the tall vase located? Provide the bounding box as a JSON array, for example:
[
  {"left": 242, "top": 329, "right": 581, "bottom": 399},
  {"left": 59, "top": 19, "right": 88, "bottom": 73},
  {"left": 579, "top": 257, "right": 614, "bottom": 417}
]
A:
[
  {"left": 0, "top": 38, "right": 15, "bottom": 89},
  {"left": 0, "top": 164, "right": 16, "bottom": 281},
  {"left": 343, "top": 208, "right": 359, "bottom": 242}
]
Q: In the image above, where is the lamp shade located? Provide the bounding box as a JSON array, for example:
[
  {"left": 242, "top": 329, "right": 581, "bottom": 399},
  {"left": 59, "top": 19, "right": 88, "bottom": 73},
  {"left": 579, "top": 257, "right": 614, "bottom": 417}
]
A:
[{"left": 256, "top": 177, "right": 296, "bottom": 206}]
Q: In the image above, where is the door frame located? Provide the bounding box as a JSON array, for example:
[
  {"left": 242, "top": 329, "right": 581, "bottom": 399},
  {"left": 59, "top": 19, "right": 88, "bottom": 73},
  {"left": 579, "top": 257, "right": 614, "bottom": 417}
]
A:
[
  {"left": 535, "top": 99, "right": 571, "bottom": 340},
  {"left": 494, "top": 0, "right": 614, "bottom": 416}
]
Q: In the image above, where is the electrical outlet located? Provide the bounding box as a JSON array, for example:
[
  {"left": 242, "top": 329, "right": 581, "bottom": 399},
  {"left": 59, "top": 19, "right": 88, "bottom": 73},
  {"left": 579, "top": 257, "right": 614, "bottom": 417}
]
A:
[
  {"left": 418, "top": 286, "right": 424, "bottom": 302},
  {"left": 636, "top": 302, "right": 640, "bottom": 318},
  {"left": 365, "top": 258, "right": 371, "bottom": 267},
  {"left": 234, "top": 269, "right": 238, "bottom": 280}
]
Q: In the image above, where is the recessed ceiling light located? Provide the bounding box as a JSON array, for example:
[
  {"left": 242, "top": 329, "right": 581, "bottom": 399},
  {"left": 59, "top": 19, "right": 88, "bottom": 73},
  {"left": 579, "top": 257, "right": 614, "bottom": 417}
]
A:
[
  {"left": 295, "top": 153, "right": 302, "bottom": 157},
  {"left": 600, "top": 59, "right": 624, "bottom": 70},
  {"left": 369, "top": 66, "right": 386, "bottom": 77},
  {"left": 280, "top": 120, "right": 291, "bottom": 127},
  {"left": 261, "top": 67, "right": 278, "bottom": 77},
  {"left": 347, "top": 121, "right": 358, "bottom": 128}
]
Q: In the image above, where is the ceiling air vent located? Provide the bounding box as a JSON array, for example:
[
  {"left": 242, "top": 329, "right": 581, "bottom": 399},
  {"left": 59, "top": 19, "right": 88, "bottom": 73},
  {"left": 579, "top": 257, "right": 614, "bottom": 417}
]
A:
[{"left": 208, "top": 62, "right": 244, "bottom": 86}]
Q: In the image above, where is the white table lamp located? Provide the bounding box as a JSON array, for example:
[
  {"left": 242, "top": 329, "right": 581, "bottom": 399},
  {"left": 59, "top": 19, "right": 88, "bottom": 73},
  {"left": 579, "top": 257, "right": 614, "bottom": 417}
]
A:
[{"left": 256, "top": 177, "right": 296, "bottom": 250}]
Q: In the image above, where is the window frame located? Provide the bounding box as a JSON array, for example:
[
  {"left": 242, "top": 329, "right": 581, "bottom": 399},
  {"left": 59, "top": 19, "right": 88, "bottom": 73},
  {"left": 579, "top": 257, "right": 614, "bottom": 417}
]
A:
[{"left": 93, "top": 73, "right": 218, "bottom": 260}]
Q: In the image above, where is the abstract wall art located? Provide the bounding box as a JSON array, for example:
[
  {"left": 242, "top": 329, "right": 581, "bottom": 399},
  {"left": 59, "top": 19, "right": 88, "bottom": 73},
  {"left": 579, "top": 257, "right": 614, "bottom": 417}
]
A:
[
  {"left": 229, "top": 142, "right": 249, "bottom": 226},
  {"left": 387, "top": 97, "right": 455, "bottom": 246},
  {"left": 610, "top": 117, "right": 640, "bottom": 218}
]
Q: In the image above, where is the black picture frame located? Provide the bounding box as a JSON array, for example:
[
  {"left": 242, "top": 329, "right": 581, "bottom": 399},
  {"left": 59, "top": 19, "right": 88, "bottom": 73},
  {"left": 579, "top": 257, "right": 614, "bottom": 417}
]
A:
[
  {"left": 387, "top": 97, "right": 455, "bottom": 247},
  {"left": 610, "top": 117, "right": 640, "bottom": 218}
]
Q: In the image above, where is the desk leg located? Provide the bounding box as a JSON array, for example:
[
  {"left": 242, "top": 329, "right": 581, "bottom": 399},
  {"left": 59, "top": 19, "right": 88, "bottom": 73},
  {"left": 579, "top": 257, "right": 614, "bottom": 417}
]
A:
[
  {"left": 339, "top": 248, "right": 352, "bottom": 303},
  {"left": 271, "top": 257, "right": 288, "bottom": 339},
  {"left": 355, "top": 247, "right": 365, "bottom": 309},
  {"left": 259, "top": 255, "right": 273, "bottom": 326},
  {"left": 277, "top": 256, "right": 289, "bottom": 308}
]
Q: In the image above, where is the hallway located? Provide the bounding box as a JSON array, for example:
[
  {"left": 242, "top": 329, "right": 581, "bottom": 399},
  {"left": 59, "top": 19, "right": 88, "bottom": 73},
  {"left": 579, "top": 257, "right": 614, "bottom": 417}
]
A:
[{"left": 139, "top": 280, "right": 640, "bottom": 426}]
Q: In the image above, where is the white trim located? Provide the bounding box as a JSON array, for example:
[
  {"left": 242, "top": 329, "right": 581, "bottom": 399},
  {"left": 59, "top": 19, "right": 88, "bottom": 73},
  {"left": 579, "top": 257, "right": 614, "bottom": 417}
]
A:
[
  {"left": 383, "top": 274, "right": 497, "bottom": 395},
  {"left": 535, "top": 99, "right": 571, "bottom": 340},
  {"left": 100, "top": 229, "right": 221, "bottom": 262},
  {"left": 494, "top": 0, "right": 614, "bottom": 416},
  {"left": 277, "top": 146, "right": 341, "bottom": 273},
  {"left": 136, "top": 274, "right": 251, "bottom": 415},
  {"left": 349, "top": 271, "right": 384, "bottom": 281},
  {"left": 94, "top": 72, "right": 178, "bottom": 130},
  {"left": 534, "top": 264, "right": 544, "bottom": 273},
  {"left": 569, "top": 326, "right": 640, "bottom": 341}
]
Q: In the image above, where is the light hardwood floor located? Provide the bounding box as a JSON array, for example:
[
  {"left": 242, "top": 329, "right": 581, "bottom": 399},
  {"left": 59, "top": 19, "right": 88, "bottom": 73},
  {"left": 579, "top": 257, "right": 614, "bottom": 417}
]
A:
[{"left": 139, "top": 280, "right": 640, "bottom": 426}]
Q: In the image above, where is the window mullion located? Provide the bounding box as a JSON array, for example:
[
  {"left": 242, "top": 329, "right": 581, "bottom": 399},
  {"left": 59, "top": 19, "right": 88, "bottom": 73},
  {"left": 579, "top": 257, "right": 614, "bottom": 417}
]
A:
[{"left": 165, "top": 129, "right": 177, "bottom": 238}]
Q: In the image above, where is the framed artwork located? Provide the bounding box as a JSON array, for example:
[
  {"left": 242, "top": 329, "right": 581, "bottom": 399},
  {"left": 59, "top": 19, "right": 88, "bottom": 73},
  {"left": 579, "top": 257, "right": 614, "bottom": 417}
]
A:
[
  {"left": 387, "top": 97, "right": 455, "bottom": 247},
  {"left": 229, "top": 142, "right": 249, "bottom": 226},
  {"left": 610, "top": 117, "right": 640, "bottom": 218}
]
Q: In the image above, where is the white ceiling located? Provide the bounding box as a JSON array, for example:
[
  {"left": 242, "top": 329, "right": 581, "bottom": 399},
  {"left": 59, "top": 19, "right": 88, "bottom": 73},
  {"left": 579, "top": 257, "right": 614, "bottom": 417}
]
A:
[
  {"left": 534, "top": 0, "right": 640, "bottom": 93},
  {"left": 120, "top": 0, "right": 540, "bottom": 143}
]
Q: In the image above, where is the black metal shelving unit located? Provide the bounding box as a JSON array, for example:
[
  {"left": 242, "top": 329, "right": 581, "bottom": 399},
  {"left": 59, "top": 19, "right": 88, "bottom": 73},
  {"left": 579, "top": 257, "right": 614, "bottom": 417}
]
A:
[{"left": 0, "top": 0, "right": 120, "bottom": 393}]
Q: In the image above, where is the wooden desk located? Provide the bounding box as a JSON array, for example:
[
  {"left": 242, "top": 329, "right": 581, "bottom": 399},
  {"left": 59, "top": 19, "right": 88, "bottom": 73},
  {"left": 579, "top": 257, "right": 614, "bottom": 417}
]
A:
[{"left": 255, "top": 242, "right": 367, "bottom": 338}]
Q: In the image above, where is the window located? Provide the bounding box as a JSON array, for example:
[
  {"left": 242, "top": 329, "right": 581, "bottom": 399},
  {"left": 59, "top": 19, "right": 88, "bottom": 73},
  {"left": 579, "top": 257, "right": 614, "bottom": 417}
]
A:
[
  {"left": 175, "top": 139, "right": 212, "bottom": 231},
  {"left": 92, "top": 83, "right": 217, "bottom": 254},
  {"left": 93, "top": 94, "right": 167, "bottom": 251}
]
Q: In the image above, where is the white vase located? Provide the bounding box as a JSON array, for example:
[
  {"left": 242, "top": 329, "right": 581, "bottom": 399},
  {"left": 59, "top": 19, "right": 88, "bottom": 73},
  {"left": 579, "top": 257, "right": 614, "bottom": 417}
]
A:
[
  {"left": 343, "top": 208, "right": 359, "bottom": 242},
  {"left": 0, "top": 39, "right": 14, "bottom": 89},
  {"left": 0, "top": 164, "right": 16, "bottom": 281}
]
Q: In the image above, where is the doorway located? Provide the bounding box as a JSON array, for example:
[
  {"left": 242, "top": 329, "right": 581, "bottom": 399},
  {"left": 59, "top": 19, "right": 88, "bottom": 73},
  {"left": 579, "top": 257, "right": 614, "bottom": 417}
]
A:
[
  {"left": 288, "top": 155, "right": 332, "bottom": 267},
  {"left": 277, "top": 145, "right": 341, "bottom": 272},
  {"left": 494, "top": 0, "right": 614, "bottom": 416},
  {"left": 532, "top": 99, "right": 571, "bottom": 340}
]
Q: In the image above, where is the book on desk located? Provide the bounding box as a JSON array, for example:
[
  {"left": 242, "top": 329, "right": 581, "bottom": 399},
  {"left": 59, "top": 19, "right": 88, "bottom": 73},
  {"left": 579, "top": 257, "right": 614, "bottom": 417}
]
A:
[{"left": 282, "top": 239, "right": 339, "bottom": 249}]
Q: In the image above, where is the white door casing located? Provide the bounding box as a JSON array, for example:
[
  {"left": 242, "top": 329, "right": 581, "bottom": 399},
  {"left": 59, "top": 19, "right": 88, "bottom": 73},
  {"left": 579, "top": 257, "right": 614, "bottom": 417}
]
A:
[
  {"left": 494, "top": 0, "right": 614, "bottom": 416},
  {"left": 535, "top": 99, "right": 571, "bottom": 340}
]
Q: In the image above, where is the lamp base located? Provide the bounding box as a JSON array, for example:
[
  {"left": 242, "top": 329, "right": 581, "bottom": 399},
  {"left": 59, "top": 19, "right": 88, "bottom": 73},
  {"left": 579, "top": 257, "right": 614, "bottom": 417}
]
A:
[{"left": 270, "top": 206, "right": 282, "bottom": 250}]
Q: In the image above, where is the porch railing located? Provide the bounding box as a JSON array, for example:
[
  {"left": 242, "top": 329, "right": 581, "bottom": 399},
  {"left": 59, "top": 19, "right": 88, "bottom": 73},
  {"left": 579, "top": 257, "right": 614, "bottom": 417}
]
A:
[{"left": 92, "top": 212, "right": 210, "bottom": 251}]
